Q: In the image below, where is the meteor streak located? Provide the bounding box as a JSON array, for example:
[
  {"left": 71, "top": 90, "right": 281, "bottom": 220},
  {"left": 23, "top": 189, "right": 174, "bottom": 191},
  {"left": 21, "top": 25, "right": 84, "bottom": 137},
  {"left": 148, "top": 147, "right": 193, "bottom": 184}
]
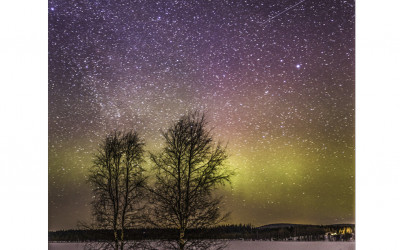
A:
[{"left": 263, "top": 0, "right": 307, "bottom": 24}]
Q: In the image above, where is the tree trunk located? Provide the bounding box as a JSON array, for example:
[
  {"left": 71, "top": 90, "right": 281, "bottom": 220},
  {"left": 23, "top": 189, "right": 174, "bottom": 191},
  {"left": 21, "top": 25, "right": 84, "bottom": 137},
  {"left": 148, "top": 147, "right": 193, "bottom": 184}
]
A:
[
  {"left": 114, "top": 230, "right": 119, "bottom": 250},
  {"left": 120, "top": 229, "right": 124, "bottom": 250},
  {"left": 179, "top": 229, "right": 185, "bottom": 250}
]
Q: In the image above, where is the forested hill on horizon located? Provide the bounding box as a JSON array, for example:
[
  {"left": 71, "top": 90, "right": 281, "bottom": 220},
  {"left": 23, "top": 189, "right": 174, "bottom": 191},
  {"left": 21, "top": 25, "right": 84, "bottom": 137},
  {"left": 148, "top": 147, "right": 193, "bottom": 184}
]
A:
[
  {"left": 49, "top": 223, "right": 355, "bottom": 242},
  {"left": 256, "top": 223, "right": 355, "bottom": 229},
  {"left": 49, "top": 223, "right": 356, "bottom": 232}
]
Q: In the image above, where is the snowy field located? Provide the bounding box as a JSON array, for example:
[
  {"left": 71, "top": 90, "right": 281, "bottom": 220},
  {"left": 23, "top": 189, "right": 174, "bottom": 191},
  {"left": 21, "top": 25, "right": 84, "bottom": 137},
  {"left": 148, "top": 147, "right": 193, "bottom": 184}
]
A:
[
  {"left": 49, "top": 241, "right": 355, "bottom": 250},
  {"left": 226, "top": 241, "right": 354, "bottom": 250}
]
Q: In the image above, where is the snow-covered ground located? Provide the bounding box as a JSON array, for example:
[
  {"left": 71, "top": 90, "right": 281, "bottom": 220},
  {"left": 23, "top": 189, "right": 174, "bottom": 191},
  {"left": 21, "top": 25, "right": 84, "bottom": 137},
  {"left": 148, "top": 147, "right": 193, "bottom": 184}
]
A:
[
  {"left": 226, "top": 241, "right": 355, "bottom": 250},
  {"left": 49, "top": 241, "right": 355, "bottom": 250}
]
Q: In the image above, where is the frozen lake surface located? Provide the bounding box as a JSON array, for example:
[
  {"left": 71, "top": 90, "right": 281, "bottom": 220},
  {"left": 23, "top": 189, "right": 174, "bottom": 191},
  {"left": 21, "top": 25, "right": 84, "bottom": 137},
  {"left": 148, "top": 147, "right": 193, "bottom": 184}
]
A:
[{"left": 49, "top": 241, "right": 355, "bottom": 250}]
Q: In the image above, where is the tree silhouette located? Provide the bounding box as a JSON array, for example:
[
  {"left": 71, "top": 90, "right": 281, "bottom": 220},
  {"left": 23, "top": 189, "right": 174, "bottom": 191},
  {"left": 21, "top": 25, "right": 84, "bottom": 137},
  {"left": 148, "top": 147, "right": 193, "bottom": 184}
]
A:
[
  {"left": 86, "top": 130, "right": 147, "bottom": 250},
  {"left": 148, "top": 111, "right": 232, "bottom": 250}
]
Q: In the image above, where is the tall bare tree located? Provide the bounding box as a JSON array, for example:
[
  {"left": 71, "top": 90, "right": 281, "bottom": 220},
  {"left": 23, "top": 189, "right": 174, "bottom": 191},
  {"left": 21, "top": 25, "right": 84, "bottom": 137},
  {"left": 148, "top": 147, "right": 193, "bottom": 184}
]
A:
[
  {"left": 148, "top": 111, "right": 232, "bottom": 250},
  {"left": 87, "top": 130, "right": 147, "bottom": 250}
]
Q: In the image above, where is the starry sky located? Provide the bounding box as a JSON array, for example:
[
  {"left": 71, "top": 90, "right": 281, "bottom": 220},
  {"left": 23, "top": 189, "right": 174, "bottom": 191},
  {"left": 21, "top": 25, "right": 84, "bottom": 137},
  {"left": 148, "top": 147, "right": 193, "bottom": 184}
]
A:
[{"left": 48, "top": 0, "right": 355, "bottom": 231}]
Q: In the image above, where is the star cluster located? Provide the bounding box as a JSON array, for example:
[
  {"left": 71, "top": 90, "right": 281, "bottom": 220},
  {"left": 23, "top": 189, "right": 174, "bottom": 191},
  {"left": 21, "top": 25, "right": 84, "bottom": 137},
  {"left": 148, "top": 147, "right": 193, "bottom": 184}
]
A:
[{"left": 49, "top": 0, "right": 355, "bottom": 230}]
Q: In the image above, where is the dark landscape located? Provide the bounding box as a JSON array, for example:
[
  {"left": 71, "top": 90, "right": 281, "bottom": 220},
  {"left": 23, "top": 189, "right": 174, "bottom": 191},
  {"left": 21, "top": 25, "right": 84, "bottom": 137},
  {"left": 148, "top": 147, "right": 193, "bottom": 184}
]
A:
[{"left": 49, "top": 223, "right": 355, "bottom": 242}]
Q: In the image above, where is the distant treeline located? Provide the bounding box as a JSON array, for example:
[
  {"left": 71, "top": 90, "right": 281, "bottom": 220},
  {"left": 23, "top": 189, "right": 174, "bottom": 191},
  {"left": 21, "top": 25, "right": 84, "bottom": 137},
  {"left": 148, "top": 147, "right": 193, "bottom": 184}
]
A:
[{"left": 49, "top": 224, "right": 355, "bottom": 242}]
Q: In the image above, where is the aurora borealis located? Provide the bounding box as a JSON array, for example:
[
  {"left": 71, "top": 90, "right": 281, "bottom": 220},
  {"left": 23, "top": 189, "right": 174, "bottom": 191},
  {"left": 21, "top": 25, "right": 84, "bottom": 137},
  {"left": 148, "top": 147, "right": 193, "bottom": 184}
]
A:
[{"left": 48, "top": 0, "right": 355, "bottom": 230}]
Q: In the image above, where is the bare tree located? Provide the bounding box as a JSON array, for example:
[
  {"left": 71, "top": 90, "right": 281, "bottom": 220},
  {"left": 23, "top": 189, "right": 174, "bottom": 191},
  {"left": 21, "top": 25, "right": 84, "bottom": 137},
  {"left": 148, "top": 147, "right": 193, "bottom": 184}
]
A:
[
  {"left": 87, "top": 130, "right": 147, "bottom": 250},
  {"left": 148, "top": 111, "right": 232, "bottom": 250}
]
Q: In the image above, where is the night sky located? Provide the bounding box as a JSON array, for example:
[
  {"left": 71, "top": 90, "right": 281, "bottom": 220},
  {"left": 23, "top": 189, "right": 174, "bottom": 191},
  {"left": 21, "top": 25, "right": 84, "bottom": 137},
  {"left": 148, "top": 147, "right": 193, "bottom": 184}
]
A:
[{"left": 48, "top": 0, "right": 355, "bottom": 231}]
